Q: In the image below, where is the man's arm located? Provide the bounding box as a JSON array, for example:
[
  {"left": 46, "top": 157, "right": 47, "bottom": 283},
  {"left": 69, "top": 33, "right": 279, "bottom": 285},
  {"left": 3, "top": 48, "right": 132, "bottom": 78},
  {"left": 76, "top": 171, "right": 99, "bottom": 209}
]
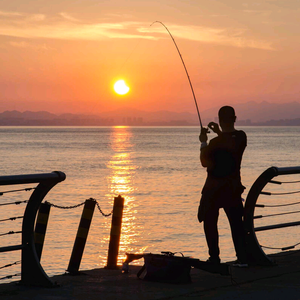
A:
[
  {"left": 199, "top": 127, "right": 210, "bottom": 167},
  {"left": 200, "top": 145, "right": 209, "bottom": 167}
]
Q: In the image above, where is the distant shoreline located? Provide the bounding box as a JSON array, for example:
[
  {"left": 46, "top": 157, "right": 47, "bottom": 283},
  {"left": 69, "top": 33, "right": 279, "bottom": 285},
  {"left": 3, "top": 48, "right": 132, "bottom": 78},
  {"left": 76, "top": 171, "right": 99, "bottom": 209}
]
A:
[
  {"left": 1, "top": 102, "right": 300, "bottom": 126},
  {"left": 0, "top": 123, "right": 299, "bottom": 127}
]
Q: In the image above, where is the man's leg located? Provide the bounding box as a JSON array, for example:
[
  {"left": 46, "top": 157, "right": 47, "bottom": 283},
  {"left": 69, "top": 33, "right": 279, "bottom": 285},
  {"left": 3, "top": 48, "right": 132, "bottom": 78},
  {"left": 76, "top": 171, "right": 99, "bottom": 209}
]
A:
[
  {"left": 203, "top": 207, "right": 220, "bottom": 262},
  {"left": 224, "top": 202, "right": 247, "bottom": 263}
]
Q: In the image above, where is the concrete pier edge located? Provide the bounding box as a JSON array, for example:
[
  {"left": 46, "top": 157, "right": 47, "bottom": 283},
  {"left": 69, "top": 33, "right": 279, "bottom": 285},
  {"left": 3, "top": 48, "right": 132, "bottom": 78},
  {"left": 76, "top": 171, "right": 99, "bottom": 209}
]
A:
[{"left": 1, "top": 250, "right": 300, "bottom": 300}]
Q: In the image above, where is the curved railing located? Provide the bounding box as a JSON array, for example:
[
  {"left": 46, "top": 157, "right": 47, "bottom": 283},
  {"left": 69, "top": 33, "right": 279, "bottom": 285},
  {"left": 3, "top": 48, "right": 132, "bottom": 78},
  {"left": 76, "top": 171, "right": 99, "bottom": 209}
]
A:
[
  {"left": 0, "top": 172, "right": 66, "bottom": 286},
  {"left": 244, "top": 166, "right": 300, "bottom": 265}
]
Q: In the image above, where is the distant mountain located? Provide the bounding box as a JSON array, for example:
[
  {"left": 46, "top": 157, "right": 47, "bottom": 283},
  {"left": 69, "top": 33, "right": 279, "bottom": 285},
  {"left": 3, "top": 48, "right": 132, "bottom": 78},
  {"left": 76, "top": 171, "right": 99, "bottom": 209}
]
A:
[
  {"left": 201, "top": 101, "right": 300, "bottom": 123},
  {"left": 0, "top": 110, "right": 57, "bottom": 120},
  {"left": 0, "top": 101, "right": 299, "bottom": 125},
  {"left": 97, "top": 107, "right": 198, "bottom": 124},
  {"left": 97, "top": 101, "right": 300, "bottom": 124}
]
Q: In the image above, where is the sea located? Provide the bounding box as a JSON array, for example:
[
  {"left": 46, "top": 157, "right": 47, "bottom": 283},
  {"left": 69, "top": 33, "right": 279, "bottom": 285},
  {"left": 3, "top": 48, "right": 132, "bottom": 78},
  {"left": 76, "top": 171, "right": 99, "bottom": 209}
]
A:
[{"left": 0, "top": 126, "right": 299, "bottom": 282}]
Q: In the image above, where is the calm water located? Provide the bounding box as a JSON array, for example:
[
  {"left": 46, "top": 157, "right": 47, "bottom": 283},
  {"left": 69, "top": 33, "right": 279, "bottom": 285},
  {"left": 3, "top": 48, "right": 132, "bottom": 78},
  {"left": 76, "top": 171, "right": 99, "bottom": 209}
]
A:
[{"left": 0, "top": 126, "right": 299, "bottom": 282}]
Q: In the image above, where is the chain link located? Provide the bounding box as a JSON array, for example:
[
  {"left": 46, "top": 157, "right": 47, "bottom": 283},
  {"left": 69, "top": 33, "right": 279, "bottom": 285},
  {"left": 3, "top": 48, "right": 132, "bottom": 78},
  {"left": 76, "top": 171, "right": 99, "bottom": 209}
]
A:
[
  {"left": 0, "top": 216, "right": 23, "bottom": 223},
  {"left": 261, "top": 242, "right": 300, "bottom": 251},
  {"left": 0, "top": 261, "right": 21, "bottom": 270},
  {"left": 0, "top": 273, "right": 21, "bottom": 281},
  {"left": 0, "top": 187, "right": 35, "bottom": 196},
  {"left": 46, "top": 200, "right": 86, "bottom": 210},
  {"left": 46, "top": 198, "right": 113, "bottom": 217},
  {"left": 95, "top": 200, "right": 113, "bottom": 217},
  {"left": 0, "top": 200, "right": 28, "bottom": 207},
  {"left": 0, "top": 230, "right": 22, "bottom": 237}
]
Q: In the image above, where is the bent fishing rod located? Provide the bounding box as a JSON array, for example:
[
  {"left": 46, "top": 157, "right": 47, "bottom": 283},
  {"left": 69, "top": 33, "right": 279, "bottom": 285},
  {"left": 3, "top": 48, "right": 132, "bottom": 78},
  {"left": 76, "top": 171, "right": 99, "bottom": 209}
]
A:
[{"left": 151, "top": 21, "right": 203, "bottom": 128}]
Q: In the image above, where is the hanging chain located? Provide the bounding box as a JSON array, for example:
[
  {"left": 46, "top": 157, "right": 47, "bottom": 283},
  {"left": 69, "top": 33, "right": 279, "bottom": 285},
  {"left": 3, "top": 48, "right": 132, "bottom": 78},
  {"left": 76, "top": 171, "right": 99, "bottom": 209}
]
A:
[
  {"left": 0, "top": 216, "right": 23, "bottom": 223},
  {"left": 270, "top": 190, "right": 300, "bottom": 196},
  {"left": 46, "top": 200, "right": 86, "bottom": 210},
  {"left": 279, "top": 180, "right": 300, "bottom": 184},
  {"left": 0, "top": 273, "right": 21, "bottom": 281},
  {"left": 95, "top": 200, "right": 113, "bottom": 217},
  {"left": 0, "top": 231, "right": 22, "bottom": 237},
  {"left": 0, "top": 200, "right": 28, "bottom": 207},
  {"left": 260, "top": 241, "right": 300, "bottom": 251},
  {"left": 46, "top": 198, "right": 113, "bottom": 217},
  {"left": 0, "top": 261, "right": 21, "bottom": 270},
  {"left": 257, "top": 200, "right": 300, "bottom": 208},
  {"left": 0, "top": 187, "right": 35, "bottom": 196}
]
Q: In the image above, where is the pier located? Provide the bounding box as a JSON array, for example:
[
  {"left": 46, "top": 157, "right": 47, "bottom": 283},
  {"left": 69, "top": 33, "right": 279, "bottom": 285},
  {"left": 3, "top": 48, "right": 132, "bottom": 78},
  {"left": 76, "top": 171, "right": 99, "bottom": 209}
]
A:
[
  {"left": 1, "top": 166, "right": 300, "bottom": 299},
  {"left": 0, "top": 250, "right": 300, "bottom": 299}
]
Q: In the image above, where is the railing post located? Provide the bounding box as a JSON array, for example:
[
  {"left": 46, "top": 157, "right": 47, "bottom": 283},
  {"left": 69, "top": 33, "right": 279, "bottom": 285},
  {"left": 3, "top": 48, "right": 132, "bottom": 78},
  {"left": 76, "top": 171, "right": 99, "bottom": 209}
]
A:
[
  {"left": 244, "top": 167, "right": 277, "bottom": 266},
  {"left": 21, "top": 171, "right": 66, "bottom": 287},
  {"left": 34, "top": 201, "right": 51, "bottom": 261},
  {"left": 106, "top": 195, "right": 124, "bottom": 269},
  {"left": 244, "top": 166, "right": 300, "bottom": 266},
  {"left": 67, "top": 198, "right": 96, "bottom": 274}
]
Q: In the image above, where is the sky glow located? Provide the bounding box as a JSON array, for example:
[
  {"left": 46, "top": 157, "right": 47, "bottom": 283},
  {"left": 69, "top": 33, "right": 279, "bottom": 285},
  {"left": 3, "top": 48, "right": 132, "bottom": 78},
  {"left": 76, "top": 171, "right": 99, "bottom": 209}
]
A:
[{"left": 0, "top": 1, "right": 299, "bottom": 114}]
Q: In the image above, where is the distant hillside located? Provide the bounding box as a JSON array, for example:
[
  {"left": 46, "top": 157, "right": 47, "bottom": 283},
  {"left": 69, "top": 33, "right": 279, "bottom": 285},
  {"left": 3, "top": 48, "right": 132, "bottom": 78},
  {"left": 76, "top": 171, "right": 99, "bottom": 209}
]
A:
[
  {"left": 0, "top": 110, "right": 57, "bottom": 120},
  {"left": 97, "top": 107, "right": 198, "bottom": 124},
  {"left": 0, "top": 101, "right": 299, "bottom": 125},
  {"left": 201, "top": 101, "right": 300, "bottom": 123},
  {"left": 97, "top": 101, "right": 300, "bottom": 125}
]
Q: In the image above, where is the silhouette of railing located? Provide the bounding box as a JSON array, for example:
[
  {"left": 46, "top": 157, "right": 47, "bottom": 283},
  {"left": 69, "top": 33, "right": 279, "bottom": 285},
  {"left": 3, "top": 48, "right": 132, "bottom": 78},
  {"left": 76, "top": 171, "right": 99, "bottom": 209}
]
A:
[
  {"left": 244, "top": 166, "right": 300, "bottom": 265},
  {"left": 0, "top": 172, "right": 66, "bottom": 286}
]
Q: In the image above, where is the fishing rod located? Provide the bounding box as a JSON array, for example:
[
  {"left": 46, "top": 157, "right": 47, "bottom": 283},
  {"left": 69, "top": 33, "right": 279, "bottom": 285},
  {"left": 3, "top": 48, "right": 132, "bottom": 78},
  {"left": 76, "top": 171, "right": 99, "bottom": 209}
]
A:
[{"left": 150, "top": 21, "right": 203, "bottom": 128}]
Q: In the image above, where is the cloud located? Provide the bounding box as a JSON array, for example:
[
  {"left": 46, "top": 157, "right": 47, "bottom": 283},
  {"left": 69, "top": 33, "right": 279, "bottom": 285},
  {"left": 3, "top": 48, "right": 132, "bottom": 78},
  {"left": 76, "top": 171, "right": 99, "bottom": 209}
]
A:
[
  {"left": 59, "top": 12, "right": 80, "bottom": 22},
  {"left": 28, "top": 14, "right": 46, "bottom": 22},
  {"left": 242, "top": 9, "right": 272, "bottom": 17},
  {"left": 0, "top": 10, "right": 45, "bottom": 21},
  {"left": 0, "top": 11, "right": 153, "bottom": 40},
  {"left": 0, "top": 10, "right": 274, "bottom": 50},
  {"left": 8, "top": 41, "right": 51, "bottom": 51},
  {"left": 0, "top": 10, "right": 23, "bottom": 17},
  {"left": 143, "top": 23, "right": 275, "bottom": 50}
]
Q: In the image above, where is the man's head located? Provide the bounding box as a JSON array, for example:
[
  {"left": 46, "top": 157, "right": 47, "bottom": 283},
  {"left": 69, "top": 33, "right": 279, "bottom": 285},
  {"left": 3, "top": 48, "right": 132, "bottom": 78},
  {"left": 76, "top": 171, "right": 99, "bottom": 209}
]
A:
[
  {"left": 218, "top": 106, "right": 236, "bottom": 124},
  {"left": 218, "top": 106, "right": 236, "bottom": 131}
]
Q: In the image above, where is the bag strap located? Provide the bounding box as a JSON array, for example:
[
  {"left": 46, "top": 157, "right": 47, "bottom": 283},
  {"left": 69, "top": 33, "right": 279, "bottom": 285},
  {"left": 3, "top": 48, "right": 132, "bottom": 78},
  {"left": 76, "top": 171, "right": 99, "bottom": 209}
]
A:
[{"left": 137, "top": 264, "right": 146, "bottom": 279}]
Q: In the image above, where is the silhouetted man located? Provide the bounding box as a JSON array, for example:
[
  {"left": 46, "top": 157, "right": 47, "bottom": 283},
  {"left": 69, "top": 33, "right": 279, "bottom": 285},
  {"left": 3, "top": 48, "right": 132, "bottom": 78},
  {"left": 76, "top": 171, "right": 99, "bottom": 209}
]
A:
[{"left": 198, "top": 106, "right": 248, "bottom": 267}]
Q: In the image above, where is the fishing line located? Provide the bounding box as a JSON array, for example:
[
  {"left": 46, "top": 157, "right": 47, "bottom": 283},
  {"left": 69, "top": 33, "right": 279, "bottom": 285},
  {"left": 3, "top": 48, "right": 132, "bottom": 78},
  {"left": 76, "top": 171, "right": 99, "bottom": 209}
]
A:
[{"left": 150, "top": 21, "right": 203, "bottom": 128}]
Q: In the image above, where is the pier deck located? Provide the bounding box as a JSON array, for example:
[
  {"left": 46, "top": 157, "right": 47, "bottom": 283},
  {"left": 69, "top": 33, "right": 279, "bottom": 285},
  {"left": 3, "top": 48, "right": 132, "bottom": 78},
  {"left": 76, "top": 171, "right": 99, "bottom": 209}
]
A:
[{"left": 1, "top": 251, "right": 300, "bottom": 300}]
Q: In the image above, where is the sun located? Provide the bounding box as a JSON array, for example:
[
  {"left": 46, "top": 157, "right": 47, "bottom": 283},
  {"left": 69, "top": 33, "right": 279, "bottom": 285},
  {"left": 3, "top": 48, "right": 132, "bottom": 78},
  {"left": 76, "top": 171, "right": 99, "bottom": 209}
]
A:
[{"left": 114, "top": 79, "right": 130, "bottom": 95}]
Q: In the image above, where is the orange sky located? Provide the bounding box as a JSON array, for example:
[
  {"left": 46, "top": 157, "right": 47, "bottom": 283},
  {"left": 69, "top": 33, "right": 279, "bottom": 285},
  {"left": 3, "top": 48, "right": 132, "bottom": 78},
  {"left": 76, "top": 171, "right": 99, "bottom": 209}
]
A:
[{"left": 0, "top": 1, "right": 300, "bottom": 114}]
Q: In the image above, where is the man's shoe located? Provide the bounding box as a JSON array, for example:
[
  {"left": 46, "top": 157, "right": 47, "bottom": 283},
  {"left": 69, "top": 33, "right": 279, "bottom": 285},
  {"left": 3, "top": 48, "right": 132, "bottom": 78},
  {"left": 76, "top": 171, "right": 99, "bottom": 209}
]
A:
[
  {"left": 206, "top": 257, "right": 221, "bottom": 264},
  {"left": 232, "top": 260, "right": 248, "bottom": 268}
]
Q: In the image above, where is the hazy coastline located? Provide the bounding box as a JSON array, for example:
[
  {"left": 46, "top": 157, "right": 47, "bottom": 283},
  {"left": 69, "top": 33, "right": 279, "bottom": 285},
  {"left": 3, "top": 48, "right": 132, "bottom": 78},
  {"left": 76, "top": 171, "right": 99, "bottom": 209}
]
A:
[{"left": 1, "top": 101, "right": 300, "bottom": 126}]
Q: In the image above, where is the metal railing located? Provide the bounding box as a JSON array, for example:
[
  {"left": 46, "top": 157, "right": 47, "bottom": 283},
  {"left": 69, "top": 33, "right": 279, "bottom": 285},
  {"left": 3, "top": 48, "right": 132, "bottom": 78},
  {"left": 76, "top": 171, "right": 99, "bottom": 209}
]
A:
[
  {"left": 244, "top": 166, "right": 300, "bottom": 265},
  {"left": 0, "top": 172, "right": 66, "bottom": 286}
]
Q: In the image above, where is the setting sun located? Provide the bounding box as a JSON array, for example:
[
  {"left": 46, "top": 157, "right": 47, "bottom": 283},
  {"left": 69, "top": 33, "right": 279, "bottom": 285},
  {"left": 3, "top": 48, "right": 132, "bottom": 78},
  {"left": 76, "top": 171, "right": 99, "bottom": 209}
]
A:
[{"left": 114, "top": 80, "right": 130, "bottom": 95}]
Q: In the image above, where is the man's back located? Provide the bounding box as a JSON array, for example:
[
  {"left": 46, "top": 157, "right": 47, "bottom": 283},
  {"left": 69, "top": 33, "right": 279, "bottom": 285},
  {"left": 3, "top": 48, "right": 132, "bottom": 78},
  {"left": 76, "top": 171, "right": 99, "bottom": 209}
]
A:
[{"left": 200, "top": 130, "right": 247, "bottom": 179}]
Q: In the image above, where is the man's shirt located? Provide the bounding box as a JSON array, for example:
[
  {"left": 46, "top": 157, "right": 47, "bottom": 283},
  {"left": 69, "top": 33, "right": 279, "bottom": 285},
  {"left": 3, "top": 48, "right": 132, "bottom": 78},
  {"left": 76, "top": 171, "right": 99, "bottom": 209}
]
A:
[{"left": 200, "top": 130, "right": 247, "bottom": 179}]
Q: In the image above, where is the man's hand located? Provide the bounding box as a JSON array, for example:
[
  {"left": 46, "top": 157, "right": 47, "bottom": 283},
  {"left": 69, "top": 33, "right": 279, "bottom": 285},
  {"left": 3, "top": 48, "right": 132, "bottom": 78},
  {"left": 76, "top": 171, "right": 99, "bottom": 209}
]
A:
[
  {"left": 208, "top": 122, "right": 221, "bottom": 135},
  {"left": 199, "top": 127, "right": 209, "bottom": 142}
]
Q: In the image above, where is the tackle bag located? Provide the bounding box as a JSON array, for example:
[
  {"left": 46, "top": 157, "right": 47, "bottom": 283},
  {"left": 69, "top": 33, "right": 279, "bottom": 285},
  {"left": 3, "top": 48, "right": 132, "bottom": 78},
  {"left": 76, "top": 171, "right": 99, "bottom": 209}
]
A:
[{"left": 137, "top": 253, "right": 191, "bottom": 284}]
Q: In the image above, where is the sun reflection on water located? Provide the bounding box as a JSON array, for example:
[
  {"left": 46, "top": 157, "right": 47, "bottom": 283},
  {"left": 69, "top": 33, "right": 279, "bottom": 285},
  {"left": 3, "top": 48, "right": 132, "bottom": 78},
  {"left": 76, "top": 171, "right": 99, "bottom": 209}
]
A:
[{"left": 100, "top": 126, "right": 146, "bottom": 265}]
